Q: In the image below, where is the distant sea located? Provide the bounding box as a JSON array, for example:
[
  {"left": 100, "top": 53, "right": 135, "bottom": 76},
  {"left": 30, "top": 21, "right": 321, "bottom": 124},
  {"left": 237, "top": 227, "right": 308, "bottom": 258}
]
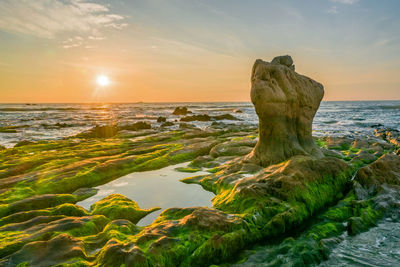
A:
[{"left": 0, "top": 101, "right": 399, "bottom": 148}]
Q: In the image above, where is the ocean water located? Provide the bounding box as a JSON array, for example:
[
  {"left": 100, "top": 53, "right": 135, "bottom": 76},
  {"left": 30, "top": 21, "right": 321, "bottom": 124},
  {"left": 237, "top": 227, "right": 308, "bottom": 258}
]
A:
[
  {"left": 0, "top": 101, "right": 399, "bottom": 148},
  {"left": 77, "top": 162, "right": 214, "bottom": 226}
]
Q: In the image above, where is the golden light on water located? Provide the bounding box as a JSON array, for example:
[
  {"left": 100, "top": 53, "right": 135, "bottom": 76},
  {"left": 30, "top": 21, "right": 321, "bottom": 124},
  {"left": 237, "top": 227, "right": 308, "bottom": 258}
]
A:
[{"left": 96, "top": 75, "right": 110, "bottom": 87}]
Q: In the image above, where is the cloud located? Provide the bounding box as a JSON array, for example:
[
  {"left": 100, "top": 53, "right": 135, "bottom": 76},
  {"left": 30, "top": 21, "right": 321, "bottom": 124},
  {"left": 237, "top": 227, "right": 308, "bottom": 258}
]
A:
[
  {"left": 330, "top": 0, "right": 359, "bottom": 4},
  {"left": 0, "top": 0, "right": 127, "bottom": 47}
]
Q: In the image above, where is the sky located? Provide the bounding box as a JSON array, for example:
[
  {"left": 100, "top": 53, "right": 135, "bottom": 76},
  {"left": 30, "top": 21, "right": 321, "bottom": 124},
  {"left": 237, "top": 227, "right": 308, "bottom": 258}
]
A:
[{"left": 0, "top": 0, "right": 399, "bottom": 103}]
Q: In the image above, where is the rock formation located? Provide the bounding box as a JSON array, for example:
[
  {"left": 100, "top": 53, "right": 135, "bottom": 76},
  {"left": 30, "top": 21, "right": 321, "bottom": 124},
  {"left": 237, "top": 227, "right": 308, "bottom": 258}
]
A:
[{"left": 245, "top": 55, "right": 324, "bottom": 166}]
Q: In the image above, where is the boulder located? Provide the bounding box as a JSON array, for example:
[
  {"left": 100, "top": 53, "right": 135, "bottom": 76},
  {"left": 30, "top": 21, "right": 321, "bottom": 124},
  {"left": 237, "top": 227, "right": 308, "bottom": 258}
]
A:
[
  {"left": 354, "top": 154, "right": 400, "bottom": 196},
  {"left": 77, "top": 125, "right": 118, "bottom": 138},
  {"left": 245, "top": 56, "right": 324, "bottom": 166},
  {"left": 157, "top": 116, "right": 167, "bottom": 123},
  {"left": 180, "top": 114, "right": 211, "bottom": 122},
  {"left": 212, "top": 114, "right": 240, "bottom": 121},
  {"left": 173, "top": 107, "right": 190, "bottom": 115},
  {"left": 118, "top": 121, "right": 151, "bottom": 131}
]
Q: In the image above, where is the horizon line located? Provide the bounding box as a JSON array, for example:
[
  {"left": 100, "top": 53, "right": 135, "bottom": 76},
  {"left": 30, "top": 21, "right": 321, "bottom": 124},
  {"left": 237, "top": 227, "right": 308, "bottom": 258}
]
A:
[{"left": 0, "top": 99, "right": 399, "bottom": 104}]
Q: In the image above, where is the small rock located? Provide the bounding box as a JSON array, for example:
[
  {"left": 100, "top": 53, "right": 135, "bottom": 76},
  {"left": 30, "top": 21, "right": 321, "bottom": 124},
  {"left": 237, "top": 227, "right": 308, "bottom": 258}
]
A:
[
  {"left": 212, "top": 114, "right": 240, "bottom": 121},
  {"left": 157, "top": 116, "right": 166, "bottom": 123},
  {"left": 180, "top": 114, "right": 211, "bottom": 122},
  {"left": 161, "top": 121, "right": 174, "bottom": 127},
  {"left": 173, "top": 107, "right": 191, "bottom": 115},
  {"left": 118, "top": 121, "right": 151, "bottom": 131}
]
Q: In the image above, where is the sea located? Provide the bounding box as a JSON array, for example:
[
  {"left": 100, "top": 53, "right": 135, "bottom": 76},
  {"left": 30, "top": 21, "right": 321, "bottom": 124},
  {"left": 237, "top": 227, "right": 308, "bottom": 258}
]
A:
[{"left": 0, "top": 101, "right": 399, "bottom": 148}]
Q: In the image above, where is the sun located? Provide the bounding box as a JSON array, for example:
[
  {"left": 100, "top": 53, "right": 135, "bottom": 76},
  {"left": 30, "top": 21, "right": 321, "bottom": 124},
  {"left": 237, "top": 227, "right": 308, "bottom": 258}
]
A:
[{"left": 96, "top": 75, "right": 110, "bottom": 87}]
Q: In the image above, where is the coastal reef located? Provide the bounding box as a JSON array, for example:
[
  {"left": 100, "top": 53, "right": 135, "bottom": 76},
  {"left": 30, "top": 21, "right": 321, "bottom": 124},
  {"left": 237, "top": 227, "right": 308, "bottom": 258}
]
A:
[{"left": 0, "top": 56, "right": 399, "bottom": 266}]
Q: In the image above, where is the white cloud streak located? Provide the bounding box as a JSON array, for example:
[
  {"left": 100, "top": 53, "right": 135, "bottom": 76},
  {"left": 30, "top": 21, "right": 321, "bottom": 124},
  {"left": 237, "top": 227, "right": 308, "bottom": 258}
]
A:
[{"left": 0, "top": 0, "right": 127, "bottom": 48}]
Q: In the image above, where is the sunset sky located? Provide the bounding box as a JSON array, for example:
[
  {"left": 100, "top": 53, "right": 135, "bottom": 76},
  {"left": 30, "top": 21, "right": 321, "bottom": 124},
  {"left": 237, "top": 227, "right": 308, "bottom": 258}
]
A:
[{"left": 0, "top": 0, "right": 399, "bottom": 102}]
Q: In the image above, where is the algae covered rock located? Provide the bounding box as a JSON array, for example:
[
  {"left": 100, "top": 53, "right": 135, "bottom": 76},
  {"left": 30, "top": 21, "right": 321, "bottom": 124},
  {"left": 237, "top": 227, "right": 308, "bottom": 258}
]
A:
[
  {"left": 354, "top": 154, "right": 400, "bottom": 193},
  {"left": 3, "top": 233, "right": 88, "bottom": 267},
  {"left": 245, "top": 56, "right": 324, "bottom": 167},
  {"left": 210, "top": 138, "right": 256, "bottom": 158},
  {"left": 90, "top": 194, "right": 160, "bottom": 224},
  {"left": 180, "top": 114, "right": 211, "bottom": 122},
  {"left": 118, "top": 121, "right": 152, "bottom": 131},
  {"left": 157, "top": 116, "right": 167, "bottom": 123},
  {"left": 77, "top": 125, "right": 118, "bottom": 138},
  {"left": 212, "top": 114, "right": 240, "bottom": 121},
  {"left": 173, "top": 106, "right": 191, "bottom": 115}
]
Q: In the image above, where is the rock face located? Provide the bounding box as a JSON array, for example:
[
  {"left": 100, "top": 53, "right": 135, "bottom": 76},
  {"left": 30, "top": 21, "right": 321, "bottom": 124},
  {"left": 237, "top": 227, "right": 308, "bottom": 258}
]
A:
[{"left": 245, "top": 55, "right": 324, "bottom": 166}]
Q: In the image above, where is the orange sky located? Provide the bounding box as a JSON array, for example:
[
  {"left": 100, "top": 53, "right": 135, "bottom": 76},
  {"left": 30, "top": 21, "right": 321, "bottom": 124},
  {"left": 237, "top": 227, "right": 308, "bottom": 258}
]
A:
[{"left": 0, "top": 0, "right": 399, "bottom": 103}]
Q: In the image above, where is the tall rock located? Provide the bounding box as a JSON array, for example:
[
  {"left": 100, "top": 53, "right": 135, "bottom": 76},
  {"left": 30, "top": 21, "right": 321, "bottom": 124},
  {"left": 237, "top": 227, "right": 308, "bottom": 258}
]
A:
[{"left": 245, "top": 55, "right": 324, "bottom": 166}]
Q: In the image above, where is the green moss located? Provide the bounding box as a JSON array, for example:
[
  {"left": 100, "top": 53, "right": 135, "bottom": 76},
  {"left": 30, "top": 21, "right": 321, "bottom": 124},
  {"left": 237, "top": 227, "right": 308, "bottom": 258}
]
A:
[
  {"left": 175, "top": 167, "right": 201, "bottom": 173},
  {"left": 67, "top": 215, "right": 109, "bottom": 237},
  {"left": 91, "top": 194, "right": 160, "bottom": 224},
  {"left": 0, "top": 231, "right": 29, "bottom": 258},
  {"left": 0, "top": 194, "right": 78, "bottom": 218},
  {"left": 315, "top": 139, "right": 327, "bottom": 148}
]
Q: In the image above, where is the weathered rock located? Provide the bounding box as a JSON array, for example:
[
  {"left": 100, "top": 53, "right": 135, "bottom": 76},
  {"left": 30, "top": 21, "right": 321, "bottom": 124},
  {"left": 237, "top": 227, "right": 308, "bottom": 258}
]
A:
[
  {"left": 172, "top": 107, "right": 191, "bottom": 115},
  {"left": 245, "top": 56, "right": 324, "bottom": 166},
  {"left": 354, "top": 154, "right": 400, "bottom": 196},
  {"left": 212, "top": 114, "right": 240, "bottom": 121},
  {"left": 77, "top": 125, "right": 118, "bottom": 138},
  {"left": 118, "top": 121, "right": 151, "bottom": 131},
  {"left": 180, "top": 114, "right": 211, "bottom": 122},
  {"left": 210, "top": 138, "right": 256, "bottom": 158},
  {"left": 271, "top": 55, "right": 295, "bottom": 70},
  {"left": 374, "top": 128, "right": 400, "bottom": 148},
  {"left": 157, "top": 116, "right": 167, "bottom": 123}
]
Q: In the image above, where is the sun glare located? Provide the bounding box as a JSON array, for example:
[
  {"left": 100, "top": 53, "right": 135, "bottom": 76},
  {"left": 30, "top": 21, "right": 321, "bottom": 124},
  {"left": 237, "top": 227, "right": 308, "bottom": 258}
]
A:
[{"left": 96, "top": 75, "right": 110, "bottom": 87}]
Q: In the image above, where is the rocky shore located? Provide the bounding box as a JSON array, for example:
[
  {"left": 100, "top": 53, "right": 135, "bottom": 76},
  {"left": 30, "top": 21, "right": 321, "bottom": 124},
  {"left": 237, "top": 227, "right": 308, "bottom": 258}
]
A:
[{"left": 0, "top": 56, "right": 399, "bottom": 266}]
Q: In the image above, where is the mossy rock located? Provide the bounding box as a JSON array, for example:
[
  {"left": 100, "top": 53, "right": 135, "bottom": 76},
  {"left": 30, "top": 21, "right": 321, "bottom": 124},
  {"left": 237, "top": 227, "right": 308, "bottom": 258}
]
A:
[{"left": 90, "top": 194, "right": 160, "bottom": 224}]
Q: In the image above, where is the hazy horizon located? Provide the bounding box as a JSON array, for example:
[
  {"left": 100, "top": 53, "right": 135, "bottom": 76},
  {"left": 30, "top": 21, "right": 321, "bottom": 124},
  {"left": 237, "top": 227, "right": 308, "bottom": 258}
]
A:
[
  {"left": 1, "top": 99, "right": 400, "bottom": 104},
  {"left": 1, "top": 0, "right": 399, "bottom": 102}
]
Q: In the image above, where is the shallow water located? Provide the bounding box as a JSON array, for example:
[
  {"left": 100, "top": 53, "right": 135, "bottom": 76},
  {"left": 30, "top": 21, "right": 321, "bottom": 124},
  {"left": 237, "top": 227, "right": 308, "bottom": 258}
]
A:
[
  {"left": 77, "top": 163, "right": 214, "bottom": 226},
  {"left": 1, "top": 101, "right": 400, "bottom": 147}
]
